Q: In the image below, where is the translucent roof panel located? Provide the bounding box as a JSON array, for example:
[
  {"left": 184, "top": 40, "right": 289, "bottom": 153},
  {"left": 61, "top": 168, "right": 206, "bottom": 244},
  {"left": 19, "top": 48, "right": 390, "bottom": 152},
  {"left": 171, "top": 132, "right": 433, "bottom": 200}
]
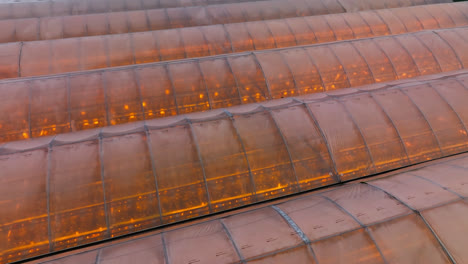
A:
[
  {"left": 0, "top": 0, "right": 272, "bottom": 19},
  {"left": 0, "top": 0, "right": 452, "bottom": 20},
  {"left": 1, "top": 27, "right": 467, "bottom": 143},
  {"left": 2, "top": 71, "right": 468, "bottom": 262},
  {"left": 29, "top": 151, "right": 468, "bottom": 264},
  {"left": 0, "top": 6, "right": 466, "bottom": 77},
  {"left": 0, "top": 2, "right": 463, "bottom": 44}
]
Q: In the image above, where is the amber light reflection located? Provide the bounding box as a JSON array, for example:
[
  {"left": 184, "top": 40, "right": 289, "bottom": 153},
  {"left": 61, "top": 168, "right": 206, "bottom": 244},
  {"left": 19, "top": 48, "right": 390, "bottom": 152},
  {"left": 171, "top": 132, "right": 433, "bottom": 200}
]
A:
[
  {"left": 1, "top": 71, "right": 468, "bottom": 263},
  {"left": 0, "top": 27, "right": 467, "bottom": 143}
]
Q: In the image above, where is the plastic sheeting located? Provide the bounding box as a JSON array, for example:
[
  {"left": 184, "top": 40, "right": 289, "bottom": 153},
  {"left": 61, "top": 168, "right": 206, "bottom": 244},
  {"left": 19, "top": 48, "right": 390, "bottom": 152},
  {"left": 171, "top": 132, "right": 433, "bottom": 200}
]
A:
[
  {"left": 18, "top": 151, "right": 468, "bottom": 264},
  {"left": 0, "top": 1, "right": 465, "bottom": 43},
  {"left": 1, "top": 70, "right": 468, "bottom": 263},
  {"left": 0, "top": 0, "right": 273, "bottom": 19},
  {"left": 0, "top": 28, "right": 467, "bottom": 143},
  {"left": 0, "top": 0, "right": 452, "bottom": 20},
  {"left": 1, "top": 18, "right": 467, "bottom": 80}
]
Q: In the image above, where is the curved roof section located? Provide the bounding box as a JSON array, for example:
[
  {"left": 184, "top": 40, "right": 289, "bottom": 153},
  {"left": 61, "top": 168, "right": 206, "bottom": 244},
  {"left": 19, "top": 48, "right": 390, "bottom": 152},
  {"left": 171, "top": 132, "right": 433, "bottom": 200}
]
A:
[
  {"left": 0, "top": 2, "right": 465, "bottom": 43},
  {"left": 0, "top": 0, "right": 272, "bottom": 19},
  {"left": 1, "top": 18, "right": 467, "bottom": 80},
  {"left": 18, "top": 152, "right": 468, "bottom": 264},
  {"left": 1, "top": 70, "right": 468, "bottom": 263},
  {"left": 0, "top": 27, "right": 467, "bottom": 142},
  {"left": 0, "top": 0, "right": 452, "bottom": 20}
]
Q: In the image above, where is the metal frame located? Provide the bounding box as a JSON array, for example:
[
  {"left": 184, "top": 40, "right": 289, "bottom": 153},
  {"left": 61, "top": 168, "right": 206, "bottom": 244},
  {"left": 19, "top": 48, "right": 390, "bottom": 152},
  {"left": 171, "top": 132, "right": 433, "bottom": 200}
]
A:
[{"left": 365, "top": 182, "right": 457, "bottom": 264}]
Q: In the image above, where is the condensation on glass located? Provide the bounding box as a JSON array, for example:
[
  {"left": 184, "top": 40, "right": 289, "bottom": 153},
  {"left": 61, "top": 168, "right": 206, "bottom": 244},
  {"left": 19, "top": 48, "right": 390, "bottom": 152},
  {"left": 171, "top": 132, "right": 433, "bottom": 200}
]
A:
[
  {"left": 0, "top": 2, "right": 464, "bottom": 43},
  {"left": 22, "top": 151, "right": 468, "bottom": 264},
  {"left": 0, "top": 28, "right": 467, "bottom": 143},
  {"left": 1, "top": 71, "right": 468, "bottom": 263}
]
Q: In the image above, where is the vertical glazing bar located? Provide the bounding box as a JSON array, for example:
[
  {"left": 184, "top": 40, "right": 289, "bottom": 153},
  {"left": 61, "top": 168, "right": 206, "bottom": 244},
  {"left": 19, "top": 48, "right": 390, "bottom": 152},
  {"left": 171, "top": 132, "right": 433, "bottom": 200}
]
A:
[
  {"left": 340, "top": 14, "right": 357, "bottom": 39},
  {"left": 77, "top": 38, "right": 83, "bottom": 71},
  {"left": 66, "top": 76, "right": 72, "bottom": 131},
  {"left": 282, "top": 20, "right": 300, "bottom": 46},
  {"left": 434, "top": 5, "right": 457, "bottom": 26},
  {"left": 315, "top": 16, "right": 338, "bottom": 41},
  {"left": 333, "top": 0, "right": 347, "bottom": 12},
  {"left": 398, "top": 87, "right": 444, "bottom": 155},
  {"left": 94, "top": 249, "right": 102, "bottom": 264},
  {"left": 387, "top": 10, "right": 410, "bottom": 32},
  {"left": 337, "top": 100, "right": 377, "bottom": 173},
  {"left": 98, "top": 131, "right": 111, "bottom": 237},
  {"left": 222, "top": 24, "right": 236, "bottom": 53},
  {"left": 198, "top": 26, "right": 213, "bottom": 56},
  {"left": 18, "top": 42, "right": 23, "bottom": 77},
  {"left": 357, "top": 12, "right": 377, "bottom": 35},
  {"left": 244, "top": 24, "right": 258, "bottom": 50},
  {"left": 144, "top": 10, "right": 151, "bottom": 31},
  {"left": 421, "top": 6, "right": 442, "bottom": 28},
  {"left": 36, "top": 16, "right": 41, "bottom": 41},
  {"left": 161, "top": 233, "right": 170, "bottom": 264},
  {"left": 187, "top": 120, "right": 213, "bottom": 213},
  {"left": 223, "top": 58, "right": 244, "bottom": 103},
  {"left": 163, "top": 8, "right": 171, "bottom": 28},
  {"left": 238, "top": 4, "right": 250, "bottom": 23},
  {"left": 320, "top": 194, "right": 389, "bottom": 264},
  {"left": 27, "top": 80, "right": 32, "bottom": 138},
  {"left": 297, "top": 17, "right": 318, "bottom": 43},
  {"left": 408, "top": 8, "right": 425, "bottom": 30},
  {"left": 166, "top": 64, "right": 181, "bottom": 115},
  {"left": 413, "top": 34, "right": 442, "bottom": 72},
  {"left": 60, "top": 16, "right": 65, "bottom": 39},
  {"left": 430, "top": 83, "right": 468, "bottom": 137},
  {"left": 262, "top": 20, "right": 279, "bottom": 49},
  {"left": 265, "top": 106, "right": 300, "bottom": 191},
  {"left": 133, "top": 68, "right": 146, "bottom": 120},
  {"left": 129, "top": 34, "right": 137, "bottom": 65},
  {"left": 143, "top": 124, "right": 165, "bottom": 224},
  {"left": 252, "top": 52, "right": 273, "bottom": 99},
  {"left": 84, "top": 14, "right": 90, "bottom": 37},
  {"left": 177, "top": 28, "right": 188, "bottom": 59},
  {"left": 371, "top": 38, "right": 399, "bottom": 80},
  {"left": 223, "top": 109, "right": 258, "bottom": 199},
  {"left": 279, "top": 52, "right": 300, "bottom": 94},
  {"left": 46, "top": 140, "right": 53, "bottom": 252},
  {"left": 104, "top": 13, "right": 111, "bottom": 36},
  {"left": 365, "top": 182, "right": 457, "bottom": 264},
  {"left": 301, "top": 101, "right": 340, "bottom": 182},
  {"left": 433, "top": 31, "right": 464, "bottom": 68},
  {"left": 272, "top": 204, "right": 320, "bottom": 264},
  {"left": 196, "top": 60, "right": 214, "bottom": 110},
  {"left": 350, "top": 42, "right": 377, "bottom": 83},
  {"left": 101, "top": 72, "right": 112, "bottom": 126},
  {"left": 48, "top": 40, "right": 53, "bottom": 74},
  {"left": 327, "top": 46, "right": 352, "bottom": 88},
  {"left": 302, "top": 48, "right": 327, "bottom": 91},
  {"left": 368, "top": 93, "right": 411, "bottom": 162},
  {"left": 373, "top": 11, "right": 395, "bottom": 34},
  {"left": 271, "top": 205, "right": 310, "bottom": 244},
  {"left": 103, "top": 36, "right": 111, "bottom": 68},
  {"left": 152, "top": 31, "right": 164, "bottom": 62},
  {"left": 220, "top": 220, "right": 246, "bottom": 263}
]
